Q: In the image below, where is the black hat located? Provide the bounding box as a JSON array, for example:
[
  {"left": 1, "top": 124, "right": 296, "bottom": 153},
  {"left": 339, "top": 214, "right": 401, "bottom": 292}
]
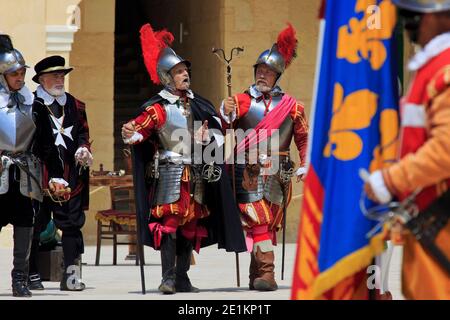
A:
[{"left": 32, "top": 55, "right": 73, "bottom": 83}]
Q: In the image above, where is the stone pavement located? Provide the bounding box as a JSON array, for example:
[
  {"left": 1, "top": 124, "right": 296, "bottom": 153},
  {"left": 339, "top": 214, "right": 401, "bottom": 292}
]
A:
[{"left": 0, "top": 241, "right": 404, "bottom": 300}]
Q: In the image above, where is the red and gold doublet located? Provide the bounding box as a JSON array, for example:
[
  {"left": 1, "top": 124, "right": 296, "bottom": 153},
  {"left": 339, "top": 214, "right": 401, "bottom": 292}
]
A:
[{"left": 132, "top": 102, "right": 209, "bottom": 225}]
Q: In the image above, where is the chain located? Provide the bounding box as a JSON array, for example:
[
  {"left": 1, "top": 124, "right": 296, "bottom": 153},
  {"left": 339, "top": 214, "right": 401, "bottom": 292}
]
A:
[{"left": 45, "top": 104, "right": 66, "bottom": 133}]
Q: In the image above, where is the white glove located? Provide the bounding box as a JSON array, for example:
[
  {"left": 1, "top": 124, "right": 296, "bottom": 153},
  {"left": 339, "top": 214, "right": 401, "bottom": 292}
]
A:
[
  {"left": 75, "top": 147, "right": 93, "bottom": 167},
  {"left": 295, "top": 167, "right": 307, "bottom": 182},
  {"left": 368, "top": 170, "right": 392, "bottom": 204},
  {"left": 123, "top": 132, "right": 143, "bottom": 145},
  {"left": 49, "top": 178, "right": 69, "bottom": 187},
  {"left": 295, "top": 167, "right": 307, "bottom": 177}
]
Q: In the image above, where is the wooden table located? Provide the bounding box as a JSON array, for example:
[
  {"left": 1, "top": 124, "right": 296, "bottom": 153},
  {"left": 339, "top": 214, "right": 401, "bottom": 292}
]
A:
[{"left": 89, "top": 174, "right": 133, "bottom": 187}]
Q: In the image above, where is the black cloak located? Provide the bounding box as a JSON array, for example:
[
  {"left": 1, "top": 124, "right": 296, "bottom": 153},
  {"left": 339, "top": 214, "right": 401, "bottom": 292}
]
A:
[{"left": 131, "top": 93, "right": 247, "bottom": 253}]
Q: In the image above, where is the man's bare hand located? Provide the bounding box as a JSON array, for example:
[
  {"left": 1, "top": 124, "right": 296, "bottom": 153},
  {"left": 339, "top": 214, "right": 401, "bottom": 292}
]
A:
[
  {"left": 223, "top": 97, "right": 236, "bottom": 115},
  {"left": 49, "top": 182, "right": 70, "bottom": 197},
  {"left": 121, "top": 121, "right": 136, "bottom": 140},
  {"left": 194, "top": 120, "right": 210, "bottom": 145}
]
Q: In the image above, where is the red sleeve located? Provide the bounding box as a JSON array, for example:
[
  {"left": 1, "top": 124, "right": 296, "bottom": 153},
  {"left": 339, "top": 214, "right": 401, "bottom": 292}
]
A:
[
  {"left": 221, "top": 93, "right": 251, "bottom": 131},
  {"left": 75, "top": 99, "right": 91, "bottom": 152},
  {"left": 235, "top": 93, "right": 251, "bottom": 121},
  {"left": 133, "top": 103, "right": 166, "bottom": 142},
  {"left": 291, "top": 102, "right": 309, "bottom": 167}
]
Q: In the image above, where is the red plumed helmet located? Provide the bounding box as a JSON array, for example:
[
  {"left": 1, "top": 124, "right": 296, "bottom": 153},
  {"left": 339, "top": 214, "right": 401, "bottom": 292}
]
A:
[
  {"left": 276, "top": 23, "right": 298, "bottom": 69},
  {"left": 140, "top": 23, "right": 174, "bottom": 85},
  {"left": 254, "top": 22, "right": 298, "bottom": 75}
]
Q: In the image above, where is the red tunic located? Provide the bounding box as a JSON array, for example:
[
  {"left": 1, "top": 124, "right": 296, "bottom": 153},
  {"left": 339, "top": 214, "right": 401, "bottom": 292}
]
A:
[{"left": 131, "top": 102, "right": 209, "bottom": 224}]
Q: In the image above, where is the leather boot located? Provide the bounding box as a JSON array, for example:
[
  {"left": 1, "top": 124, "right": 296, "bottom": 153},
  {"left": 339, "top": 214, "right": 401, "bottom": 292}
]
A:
[
  {"left": 175, "top": 237, "right": 199, "bottom": 293},
  {"left": 11, "top": 226, "right": 33, "bottom": 297},
  {"left": 28, "top": 273, "right": 44, "bottom": 290},
  {"left": 249, "top": 253, "right": 259, "bottom": 290},
  {"left": 60, "top": 257, "right": 85, "bottom": 291},
  {"left": 28, "top": 238, "right": 44, "bottom": 290},
  {"left": 253, "top": 247, "right": 278, "bottom": 291},
  {"left": 12, "top": 272, "right": 32, "bottom": 297},
  {"left": 158, "top": 233, "right": 176, "bottom": 294}
]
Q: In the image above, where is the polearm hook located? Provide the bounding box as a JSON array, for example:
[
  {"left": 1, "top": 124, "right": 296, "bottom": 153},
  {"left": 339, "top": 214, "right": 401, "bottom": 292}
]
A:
[
  {"left": 212, "top": 47, "right": 244, "bottom": 97},
  {"left": 212, "top": 46, "right": 244, "bottom": 288}
]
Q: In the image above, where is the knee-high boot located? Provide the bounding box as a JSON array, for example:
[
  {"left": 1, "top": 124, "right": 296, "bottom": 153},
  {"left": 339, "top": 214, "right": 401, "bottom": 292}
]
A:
[
  {"left": 11, "top": 226, "right": 33, "bottom": 297},
  {"left": 175, "top": 236, "right": 199, "bottom": 293},
  {"left": 60, "top": 231, "right": 85, "bottom": 291},
  {"left": 253, "top": 243, "right": 278, "bottom": 291},
  {"left": 158, "top": 233, "right": 177, "bottom": 294},
  {"left": 249, "top": 253, "right": 259, "bottom": 290}
]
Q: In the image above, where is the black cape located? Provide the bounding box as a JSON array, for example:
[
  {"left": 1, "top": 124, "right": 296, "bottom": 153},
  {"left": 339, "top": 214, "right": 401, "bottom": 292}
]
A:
[{"left": 131, "top": 93, "right": 246, "bottom": 253}]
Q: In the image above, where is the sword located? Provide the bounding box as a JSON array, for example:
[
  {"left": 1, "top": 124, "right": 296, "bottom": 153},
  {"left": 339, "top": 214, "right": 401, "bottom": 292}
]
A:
[
  {"left": 279, "top": 157, "right": 294, "bottom": 280},
  {"left": 360, "top": 169, "right": 450, "bottom": 276},
  {"left": 212, "top": 46, "right": 244, "bottom": 287}
]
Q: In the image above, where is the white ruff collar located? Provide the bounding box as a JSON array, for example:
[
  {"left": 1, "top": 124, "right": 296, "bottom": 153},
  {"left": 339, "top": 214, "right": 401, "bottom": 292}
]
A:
[
  {"left": 36, "top": 85, "right": 67, "bottom": 106},
  {"left": 408, "top": 32, "right": 450, "bottom": 71},
  {"left": 158, "top": 89, "right": 194, "bottom": 104},
  {"left": 249, "top": 84, "right": 283, "bottom": 99},
  {"left": 0, "top": 85, "right": 34, "bottom": 109}
]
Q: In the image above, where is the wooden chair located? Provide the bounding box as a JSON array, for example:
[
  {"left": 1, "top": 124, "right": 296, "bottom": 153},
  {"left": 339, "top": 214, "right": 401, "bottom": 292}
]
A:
[{"left": 94, "top": 185, "right": 144, "bottom": 266}]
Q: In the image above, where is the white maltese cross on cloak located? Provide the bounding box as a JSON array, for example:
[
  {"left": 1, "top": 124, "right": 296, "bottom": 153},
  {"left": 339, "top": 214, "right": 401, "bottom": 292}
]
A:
[{"left": 50, "top": 114, "right": 73, "bottom": 149}]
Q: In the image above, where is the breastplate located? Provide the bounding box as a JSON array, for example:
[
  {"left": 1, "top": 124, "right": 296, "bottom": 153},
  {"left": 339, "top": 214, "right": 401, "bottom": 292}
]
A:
[
  {"left": 157, "top": 102, "right": 193, "bottom": 163},
  {"left": 237, "top": 95, "right": 294, "bottom": 153},
  {"left": 0, "top": 104, "right": 36, "bottom": 153}
]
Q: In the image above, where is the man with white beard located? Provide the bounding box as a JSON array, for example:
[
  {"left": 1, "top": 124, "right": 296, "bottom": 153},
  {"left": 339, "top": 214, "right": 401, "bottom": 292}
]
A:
[
  {"left": 221, "top": 24, "right": 309, "bottom": 291},
  {"left": 29, "top": 55, "right": 93, "bottom": 291}
]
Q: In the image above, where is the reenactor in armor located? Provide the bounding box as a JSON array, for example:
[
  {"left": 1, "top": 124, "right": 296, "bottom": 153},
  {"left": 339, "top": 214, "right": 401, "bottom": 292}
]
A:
[
  {"left": 365, "top": 0, "right": 450, "bottom": 299},
  {"left": 122, "top": 24, "right": 245, "bottom": 294},
  {"left": 221, "top": 24, "right": 309, "bottom": 291},
  {"left": 0, "top": 34, "right": 42, "bottom": 297}
]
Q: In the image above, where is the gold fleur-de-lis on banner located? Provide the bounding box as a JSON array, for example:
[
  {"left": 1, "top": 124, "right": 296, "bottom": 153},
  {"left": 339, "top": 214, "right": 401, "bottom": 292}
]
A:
[
  {"left": 337, "top": 0, "right": 397, "bottom": 70},
  {"left": 369, "top": 109, "right": 399, "bottom": 171},
  {"left": 324, "top": 83, "right": 378, "bottom": 161}
]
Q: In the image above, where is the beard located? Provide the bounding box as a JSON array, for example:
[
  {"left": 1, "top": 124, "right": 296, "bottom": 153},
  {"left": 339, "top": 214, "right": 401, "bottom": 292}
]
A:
[
  {"left": 46, "top": 85, "right": 65, "bottom": 97},
  {"left": 256, "top": 81, "right": 272, "bottom": 93}
]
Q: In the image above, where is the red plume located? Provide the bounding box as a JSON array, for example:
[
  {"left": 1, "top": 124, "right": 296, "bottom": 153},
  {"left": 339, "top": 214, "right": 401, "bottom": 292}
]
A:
[
  {"left": 276, "top": 23, "right": 298, "bottom": 68},
  {"left": 140, "top": 23, "right": 175, "bottom": 85}
]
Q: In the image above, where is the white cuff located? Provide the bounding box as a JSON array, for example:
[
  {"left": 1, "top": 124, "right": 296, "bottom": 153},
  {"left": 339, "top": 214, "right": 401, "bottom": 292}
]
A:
[
  {"left": 75, "top": 147, "right": 93, "bottom": 167},
  {"left": 220, "top": 101, "right": 236, "bottom": 124},
  {"left": 123, "top": 132, "right": 143, "bottom": 144},
  {"left": 369, "top": 170, "right": 392, "bottom": 204},
  {"left": 295, "top": 167, "right": 307, "bottom": 177},
  {"left": 49, "top": 178, "right": 68, "bottom": 187}
]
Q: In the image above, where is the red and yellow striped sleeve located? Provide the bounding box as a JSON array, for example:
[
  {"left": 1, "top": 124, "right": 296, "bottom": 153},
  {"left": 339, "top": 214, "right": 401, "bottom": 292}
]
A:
[
  {"left": 291, "top": 101, "right": 309, "bottom": 167},
  {"left": 133, "top": 103, "right": 166, "bottom": 141}
]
